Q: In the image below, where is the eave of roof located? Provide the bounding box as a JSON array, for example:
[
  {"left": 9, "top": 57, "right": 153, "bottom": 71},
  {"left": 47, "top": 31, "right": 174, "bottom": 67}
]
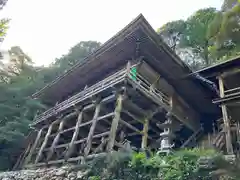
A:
[
  {"left": 32, "top": 14, "right": 145, "bottom": 99},
  {"left": 197, "top": 55, "right": 240, "bottom": 78}
]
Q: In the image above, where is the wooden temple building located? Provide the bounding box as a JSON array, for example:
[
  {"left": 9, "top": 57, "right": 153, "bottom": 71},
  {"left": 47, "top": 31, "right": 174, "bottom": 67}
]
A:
[
  {"left": 15, "top": 14, "right": 240, "bottom": 169},
  {"left": 198, "top": 56, "right": 240, "bottom": 155}
]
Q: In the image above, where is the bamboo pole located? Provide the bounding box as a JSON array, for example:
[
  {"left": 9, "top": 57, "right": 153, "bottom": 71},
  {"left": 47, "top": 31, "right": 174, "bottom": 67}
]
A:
[
  {"left": 35, "top": 123, "right": 54, "bottom": 163},
  {"left": 84, "top": 102, "right": 101, "bottom": 156},
  {"left": 65, "top": 110, "right": 83, "bottom": 160},
  {"left": 23, "top": 128, "right": 43, "bottom": 166},
  {"left": 218, "top": 76, "right": 233, "bottom": 154},
  {"left": 47, "top": 119, "right": 66, "bottom": 161},
  {"left": 107, "top": 93, "right": 123, "bottom": 151}
]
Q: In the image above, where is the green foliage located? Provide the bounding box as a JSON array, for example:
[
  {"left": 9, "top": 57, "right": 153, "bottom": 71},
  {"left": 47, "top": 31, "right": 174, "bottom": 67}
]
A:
[
  {"left": 0, "top": 41, "right": 101, "bottom": 170},
  {"left": 0, "top": 19, "right": 9, "bottom": 42},
  {"left": 52, "top": 41, "right": 101, "bottom": 76},
  {"left": 158, "top": 8, "right": 218, "bottom": 68},
  {"left": 158, "top": 4, "right": 240, "bottom": 70},
  {"left": 0, "top": 0, "right": 7, "bottom": 10},
  {"left": 84, "top": 149, "right": 239, "bottom": 180},
  {"left": 0, "top": 0, "right": 9, "bottom": 43}
]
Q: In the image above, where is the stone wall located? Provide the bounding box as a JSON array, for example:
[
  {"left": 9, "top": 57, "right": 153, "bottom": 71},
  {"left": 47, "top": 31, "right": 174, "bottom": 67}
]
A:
[{"left": 0, "top": 166, "right": 88, "bottom": 180}]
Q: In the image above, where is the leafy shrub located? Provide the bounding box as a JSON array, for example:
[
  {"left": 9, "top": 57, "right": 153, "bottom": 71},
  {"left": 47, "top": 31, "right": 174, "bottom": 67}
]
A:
[{"left": 84, "top": 148, "right": 238, "bottom": 180}]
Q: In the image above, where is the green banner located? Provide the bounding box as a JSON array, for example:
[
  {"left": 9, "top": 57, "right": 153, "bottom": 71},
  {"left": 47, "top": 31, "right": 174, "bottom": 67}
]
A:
[{"left": 130, "top": 67, "right": 137, "bottom": 81}]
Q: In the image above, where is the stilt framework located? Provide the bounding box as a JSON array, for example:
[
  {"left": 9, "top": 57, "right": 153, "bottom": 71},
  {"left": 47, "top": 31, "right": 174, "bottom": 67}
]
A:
[
  {"left": 199, "top": 56, "right": 240, "bottom": 155},
  {"left": 19, "top": 60, "right": 203, "bottom": 169}
]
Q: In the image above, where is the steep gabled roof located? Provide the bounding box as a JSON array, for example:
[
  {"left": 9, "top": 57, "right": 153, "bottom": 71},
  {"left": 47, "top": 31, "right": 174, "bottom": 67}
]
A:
[{"left": 33, "top": 14, "right": 220, "bottom": 117}]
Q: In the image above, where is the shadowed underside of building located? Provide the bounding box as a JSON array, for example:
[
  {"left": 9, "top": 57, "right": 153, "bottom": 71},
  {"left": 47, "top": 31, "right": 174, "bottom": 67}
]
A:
[{"left": 15, "top": 14, "right": 224, "bottom": 169}]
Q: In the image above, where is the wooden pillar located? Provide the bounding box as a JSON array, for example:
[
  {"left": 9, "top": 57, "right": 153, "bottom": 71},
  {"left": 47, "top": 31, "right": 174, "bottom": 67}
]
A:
[
  {"left": 218, "top": 76, "right": 233, "bottom": 154},
  {"left": 126, "top": 61, "right": 131, "bottom": 77},
  {"left": 24, "top": 128, "right": 43, "bottom": 166},
  {"left": 141, "top": 118, "right": 149, "bottom": 149},
  {"left": 107, "top": 93, "right": 123, "bottom": 151},
  {"left": 84, "top": 101, "right": 101, "bottom": 156},
  {"left": 65, "top": 110, "right": 83, "bottom": 160},
  {"left": 47, "top": 119, "right": 66, "bottom": 161},
  {"left": 35, "top": 123, "right": 54, "bottom": 164}
]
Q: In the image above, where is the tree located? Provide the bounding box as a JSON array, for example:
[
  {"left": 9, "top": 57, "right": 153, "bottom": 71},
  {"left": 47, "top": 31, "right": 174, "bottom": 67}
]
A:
[
  {"left": 221, "top": 0, "right": 239, "bottom": 11},
  {"left": 0, "top": 0, "right": 7, "bottom": 10},
  {"left": 0, "top": 0, "right": 9, "bottom": 43},
  {"left": 0, "top": 19, "right": 9, "bottom": 43},
  {"left": 158, "top": 4, "right": 240, "bottom": 69},
  {"left": 0, "top": 41, "right": 102, "bottom": 170},
  {"left": 180, "top": 8, "right": 218, "bottom": 66},
  {"left": 0, "top": 46, "right": 46, "bottom": 170},
  {"left": 158, "top": 20, "right": 186, "bottom": 51},
  {"left": 208, "top": 0, "right": 240, "bottom": 61},
  {"left": 54, "top": 41, "right": 101, "bottom": 72},
  {"left": 158, "top": 8, "right": 218, "bottom": 70}
]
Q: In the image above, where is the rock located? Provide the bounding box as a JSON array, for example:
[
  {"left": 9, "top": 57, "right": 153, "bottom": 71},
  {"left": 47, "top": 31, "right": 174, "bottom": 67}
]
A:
[
  {"left": 77, "top": 171, "right": 85, "bottom": 179},
  {"left": 67, "top": 172, "right": 76, "bottom": 180},
  {"left": 77, "top": 170, "right": 90, "bottom": 179},
  {"left": 55, "top": 169, "right": 66, "bottom": 176}
]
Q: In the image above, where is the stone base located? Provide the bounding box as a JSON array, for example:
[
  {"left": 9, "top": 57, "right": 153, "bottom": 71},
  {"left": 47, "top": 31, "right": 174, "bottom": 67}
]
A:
[{"left": 224, "top": 154, "right": 236, "bottom": 164}]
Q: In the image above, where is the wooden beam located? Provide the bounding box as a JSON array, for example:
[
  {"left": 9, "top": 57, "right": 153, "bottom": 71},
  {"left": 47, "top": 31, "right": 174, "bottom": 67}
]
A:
[
  {"left": 46, "top": 95, "right": 116, "bottom": 137},
  {"left": 33, "top": 89, "right": 117, "bottom": 127},
  {"left": 123, "top": 100, "right": 162, "bottom": 134},
  {"left": 39, "top": 112, "right": 114, "bottom": 153},
  {"left": 35, "top": 123, "right": 54, "bottom": 163},
  {"left": 181, "top": 128, "right": 202, "bottom": 148},
  {"left": 119, "top": 119, "right": 142, "bottom": 135},
  {"left": 93, "top": 137, "right": 108, "bottom": 154},
  {"left": 47, "top": 118, "right": 66, "bottom": 161},
  {"left": 126, "top": 61, "right": 131, "bottom": 76},
  {"left": 65, "top": 110, "right": 83, "bottom": 160},
  {"left": 84, "top": 102, "right": 101, "bottom": 156},
  {"left": 26, "top": 152, "right": 108, "bottom": 168},
  {"left": 40, "top": 111, "right": 77, "bottom": 130},
  {"left": 141, "top": 118, "right": 149, "bottom": 149},
  {"left": 222, "top": 67, "right": 240, "bottom": 78},
  {"left": 218, "top": 76, "right": 234, "bottom": 154},
  {"left": 141, "top": 107, "right": 162, "bottom": 148},
  {"left": 128, "top": 79, "right": 200, "bottom": 131},
  {"left": 170, "top": 94, "right": 200, "bottom": 131},
  {"left": 23, "top": 128, "right": 44, "bottom": 166},
  {"left": 75, "top": 131, "right": 110, "bottom": 144},
  {"left": 107, "top": 94, "right": 123, "bottom": 151}
]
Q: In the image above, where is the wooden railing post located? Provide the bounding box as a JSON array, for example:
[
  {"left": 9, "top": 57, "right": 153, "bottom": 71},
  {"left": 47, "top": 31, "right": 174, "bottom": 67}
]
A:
[{"left": 126, "top": 61, "right": 131, "bottom": 76}]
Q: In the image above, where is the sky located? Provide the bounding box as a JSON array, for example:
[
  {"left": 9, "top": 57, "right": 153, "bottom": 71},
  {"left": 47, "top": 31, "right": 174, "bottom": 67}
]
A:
[{"left": 0, "top": 0, "right": 223, "bottom": 66}]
